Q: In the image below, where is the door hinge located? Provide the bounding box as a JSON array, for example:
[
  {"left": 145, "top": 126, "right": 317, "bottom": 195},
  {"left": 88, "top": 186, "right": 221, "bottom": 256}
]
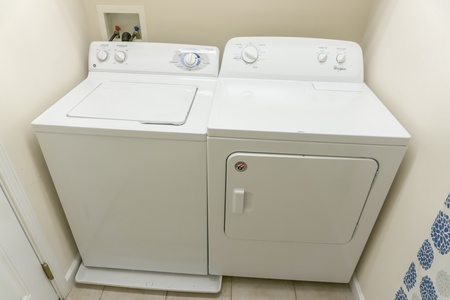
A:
[{"left": 41, "top": 262, "right": 54, "bottom": 280}]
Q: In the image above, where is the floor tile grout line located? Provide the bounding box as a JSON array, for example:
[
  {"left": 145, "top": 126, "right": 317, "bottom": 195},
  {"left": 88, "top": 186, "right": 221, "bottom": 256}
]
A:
[
  {"left": 293, "top": 280, "right": 297, "bottom": 300},
  {"left": 230, "top": 276, "right": 233, "bottom": 300},
  {"left": 98, "top": 285, "right": 105, "bottom": 300}
]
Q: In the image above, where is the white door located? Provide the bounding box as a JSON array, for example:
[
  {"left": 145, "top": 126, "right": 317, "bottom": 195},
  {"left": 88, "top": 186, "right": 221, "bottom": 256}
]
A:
[
  {"left": 0, "top": 185, "right": 58, "bottom": 300},
  {"left": 225, "top": 152, "right": 378, "bottom": 244}
]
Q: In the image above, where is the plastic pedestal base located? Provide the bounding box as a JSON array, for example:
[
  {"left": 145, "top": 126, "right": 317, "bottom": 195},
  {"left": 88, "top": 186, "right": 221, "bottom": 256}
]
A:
[{"left": 75, "top": 263, "right": 222, "bottom": 293}]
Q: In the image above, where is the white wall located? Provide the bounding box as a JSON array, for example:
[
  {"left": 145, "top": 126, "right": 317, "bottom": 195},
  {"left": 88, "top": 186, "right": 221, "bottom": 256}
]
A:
[
  {"left": 0, "top": 0, "right": 91, "bottom": 273},
  {"left": 82, "top": 0, "right": 376, "bottom": 50},
  {"left": 356, "top": 0, "right": 450, "bottom": 298}
]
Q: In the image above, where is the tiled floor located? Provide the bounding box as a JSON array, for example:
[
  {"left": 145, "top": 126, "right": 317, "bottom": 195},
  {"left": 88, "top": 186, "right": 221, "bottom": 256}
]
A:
[{"left": 66, "top": 277, "right": 354, "bottom": 300}]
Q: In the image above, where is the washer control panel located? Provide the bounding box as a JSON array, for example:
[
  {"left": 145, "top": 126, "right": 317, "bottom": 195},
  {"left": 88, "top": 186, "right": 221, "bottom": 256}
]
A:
[
  {"left": 92, "top": 43, "right": 131, "bottom": 66},
  {"left": 89, "top": 42, "right": 219, "bottom": 77},
  {"left": 171, "top": 50, "right": 211, "bottom": 71},
  {"left": 221, "top": 37, "right": 364, "bottom": 83}
]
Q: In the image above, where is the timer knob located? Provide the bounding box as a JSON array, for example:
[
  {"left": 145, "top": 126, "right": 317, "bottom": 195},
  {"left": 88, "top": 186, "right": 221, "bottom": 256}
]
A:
[
  {"left": 114, "top": 51, "right": 127, "bottom": 63},
  {"left": 183, "top": 52, "right": 200, "bottom": 68},
  {"left": 317, "top": 53, "right": 328, "bottom": 63},
  {"left": 241, "top": 46, "right": 259, "bottom": 64},
  {"left": 96, "top": 50, "right": 109, "bottom": 62},
  {"left": 336, "top": 53, "right": 346, "bottom": 63}
]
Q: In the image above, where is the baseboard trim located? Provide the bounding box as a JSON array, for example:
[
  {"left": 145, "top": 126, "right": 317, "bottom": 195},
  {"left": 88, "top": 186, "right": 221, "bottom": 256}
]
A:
[
  {"left": 65, "top": 254, "right": 82, "bottom": 284},
  {"left": 350, "top": 274, "right": 365, "bottom": 300}
]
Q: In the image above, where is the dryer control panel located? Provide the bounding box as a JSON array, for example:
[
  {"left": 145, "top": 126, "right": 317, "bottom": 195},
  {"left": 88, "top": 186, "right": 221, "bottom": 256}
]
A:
[
  {"left": 220, "top": 37, "right": 363, "bottom": 83},
  {"left": 89, "top": 41, "right": 219, "bottom": 77}
]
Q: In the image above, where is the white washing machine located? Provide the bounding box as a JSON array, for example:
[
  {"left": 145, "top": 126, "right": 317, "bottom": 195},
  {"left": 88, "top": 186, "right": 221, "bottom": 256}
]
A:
[
  {"left": 32, "top": 41, "right": 221, "bottom": 292},
  {"left": 207, "top": 37, "right": 410, "bottom": 283}
]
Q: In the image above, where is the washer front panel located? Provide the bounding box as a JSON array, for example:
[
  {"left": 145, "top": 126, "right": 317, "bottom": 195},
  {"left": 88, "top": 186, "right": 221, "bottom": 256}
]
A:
[
  {"left": 36, "top": 132, "right": 209, "bottom": 275},
  {"left": 68, "top": 82, "right": 197, "bottom": 125}
]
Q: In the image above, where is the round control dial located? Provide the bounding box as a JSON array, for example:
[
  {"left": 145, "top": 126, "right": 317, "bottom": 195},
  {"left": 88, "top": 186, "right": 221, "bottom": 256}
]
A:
[
  {"left": 317, "top": 53, "right": 328, "bottom": 63},
  {"left": 241, "top": 46, "right": 259, "bottom": 64},
  {"left": 114, "top": 51, "right": 127, "bottom": 63},
  {"left": 336, "top": 53, "right": 346, "bottom": 63},
  {"left": 96, "top": 50, "right": 109, "bottom": 62},
  {"left": 182, "top": 52, "right": 200, "bottom": 68}
]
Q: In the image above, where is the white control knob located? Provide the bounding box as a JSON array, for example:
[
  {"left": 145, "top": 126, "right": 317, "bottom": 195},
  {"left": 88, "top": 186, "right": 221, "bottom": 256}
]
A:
[
  {"left": 183, "top": 52, "right": 199, "bottom": 68},
  {"left": 241, "top": 46, "right": 259, "bottom": 64},
  {"left": 317, "top": 53, "right": 328, "bottom": 63},
  {"left": 96, "top": 50, "right": 109, "bottom": 62},
  {"left": 336, "top": 53, "right": 346, "bottom": 63},
  {"left": 114, "top": 51, "right": 127, "bottom": 63}
]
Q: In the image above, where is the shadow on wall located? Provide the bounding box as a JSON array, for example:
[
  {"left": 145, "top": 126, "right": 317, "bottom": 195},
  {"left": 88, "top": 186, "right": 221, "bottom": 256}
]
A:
[{"left": 395, "top": 194, "right": 450, "bottom": 299}]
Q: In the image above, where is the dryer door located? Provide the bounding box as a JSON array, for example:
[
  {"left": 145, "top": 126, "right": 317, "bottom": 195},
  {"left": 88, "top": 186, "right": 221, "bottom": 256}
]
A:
[{"left": 225, "top": 152, "right": 378, "bottom": 244}]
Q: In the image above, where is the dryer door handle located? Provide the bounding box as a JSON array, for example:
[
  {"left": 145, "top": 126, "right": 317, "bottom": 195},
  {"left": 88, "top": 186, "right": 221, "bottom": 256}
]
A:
[{"left": 232, "top": 188, "right": 245, "bottom": 214}]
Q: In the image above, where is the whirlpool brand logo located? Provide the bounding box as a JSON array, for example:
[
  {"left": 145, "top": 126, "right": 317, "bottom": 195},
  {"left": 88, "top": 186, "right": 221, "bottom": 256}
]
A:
[{"left": 334, "top": 66, "right": 347, "bottom": 72}]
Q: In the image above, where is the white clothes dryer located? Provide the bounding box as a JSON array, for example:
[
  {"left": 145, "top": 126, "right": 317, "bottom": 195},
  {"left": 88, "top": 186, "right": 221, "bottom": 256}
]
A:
[
  {"left": 207, "top": 37, "right": 410, "bottom": 283},
  {"left": 32, "top": 42, "right": 221, "bottom": 292}
]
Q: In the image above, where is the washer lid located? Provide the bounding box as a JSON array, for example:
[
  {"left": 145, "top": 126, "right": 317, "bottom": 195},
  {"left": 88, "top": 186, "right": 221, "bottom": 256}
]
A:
[{"left": 68, "top": 82, "right": 198, "bottom": 125}]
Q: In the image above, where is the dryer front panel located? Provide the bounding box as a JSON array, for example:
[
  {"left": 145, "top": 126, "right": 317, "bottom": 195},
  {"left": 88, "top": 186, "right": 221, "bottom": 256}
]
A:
[{"left": 225, "top": 152, "right": 378, "bottom": 244}]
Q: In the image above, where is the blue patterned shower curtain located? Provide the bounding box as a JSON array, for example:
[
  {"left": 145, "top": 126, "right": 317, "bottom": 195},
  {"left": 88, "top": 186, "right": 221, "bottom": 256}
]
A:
[{"left": 395, "top": 194, "right": 450, "bottom": 300}]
